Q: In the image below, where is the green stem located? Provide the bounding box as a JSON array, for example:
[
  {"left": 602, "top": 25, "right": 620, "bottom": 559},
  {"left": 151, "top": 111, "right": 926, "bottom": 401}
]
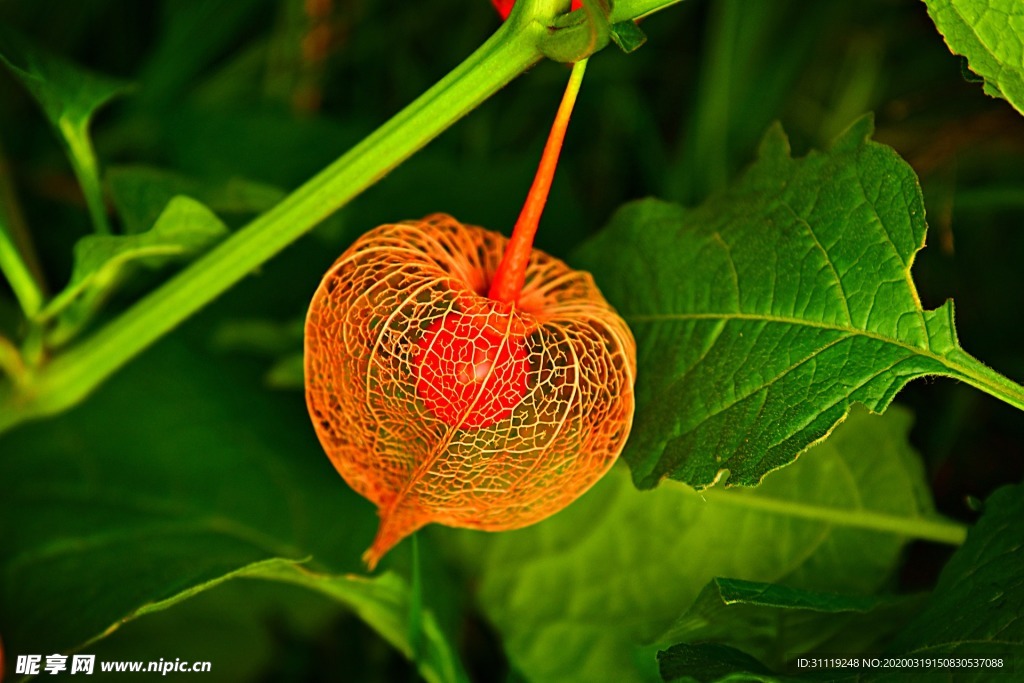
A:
[
  {"left": 0, "top": 1, "right": 563, "bottom": 432},
  {"left": 681, "top": 484, "right": 968, "bottom": 546},
  {"left": 0, "top": 137, "right": 46, "bottom": 317},
  {"left": 62, "top": 119, "right": 113, "bottom": 235},
  {"left": 0, "top": 215, "right": 43, "bottom": 319},
  {"left": 0, "top": 334, "right": 27, "bottom": 387},
  {"left": 946, "top": 349, "right": 1024, "bottom": 413}
]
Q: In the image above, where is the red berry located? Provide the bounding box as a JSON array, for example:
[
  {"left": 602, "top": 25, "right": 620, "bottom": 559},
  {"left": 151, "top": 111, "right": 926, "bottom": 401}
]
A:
[{"left": 414, "top": 311, "right": 530, "bottom": 429}]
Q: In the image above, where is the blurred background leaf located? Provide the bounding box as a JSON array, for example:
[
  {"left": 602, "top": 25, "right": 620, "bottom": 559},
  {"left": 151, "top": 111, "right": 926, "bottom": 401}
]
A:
[
  {"left": 0, "top": 25, "right": 128, "bottom": 234},
  {"left": 0, "top": 334, "right": 372, "bottom": 654},
  {"left": 0, "top": 327, "right": 465, "bottom": 682},
  {"left": 433, "top": 406, "right": 950, "bottom": 682},
  {"left": 883, "top": 482, "right": 1024, "bottom": 670},
  {"left": 658, "top": 579, "right": 925, "bottom": 670}
]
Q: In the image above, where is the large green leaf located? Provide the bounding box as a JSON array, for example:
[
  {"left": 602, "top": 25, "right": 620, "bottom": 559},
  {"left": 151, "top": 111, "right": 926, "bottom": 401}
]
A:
[
  {"left": 659, "top": 579, "right": 924, "bottom": 669},
  {"left": 655, "top": 484, "right": 1024, "bottom": 683},
  {"left": 573, "top": 116, "right": 1024, "bottom": 489},
  {"left": 39, "top": 196, "right": 228, "bottom": 345},
  {"left": 0, "top": 340, "right": 467, "bottom": 683},
  {"left": 439, "top": 406, "right": 958, "bottom": 683},
  {"left": 0, "top": 26, "right": 128, "bottom": 234},
  {"left": 924, "top": 0, "right": 1024, "bottom": 116},
  {"left": 882, "top": 483, "right": 1024, "bottom": 678}
]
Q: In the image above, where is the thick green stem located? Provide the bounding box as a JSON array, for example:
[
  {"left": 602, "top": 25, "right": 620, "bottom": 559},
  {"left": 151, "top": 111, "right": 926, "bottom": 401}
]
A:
[{"left": 0, "top": 1, "right": 560, "bottom": 433}]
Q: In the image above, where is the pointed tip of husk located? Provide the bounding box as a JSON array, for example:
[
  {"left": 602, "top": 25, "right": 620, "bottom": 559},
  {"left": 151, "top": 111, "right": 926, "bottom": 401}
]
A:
[{"left": 362, "top": 505, "right": 427, "bottom": 570}]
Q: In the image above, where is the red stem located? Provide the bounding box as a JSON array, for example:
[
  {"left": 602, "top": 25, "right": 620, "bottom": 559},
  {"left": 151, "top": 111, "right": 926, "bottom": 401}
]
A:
[{"left": 488, "top": 59, "right": 588, "bottom": 304}]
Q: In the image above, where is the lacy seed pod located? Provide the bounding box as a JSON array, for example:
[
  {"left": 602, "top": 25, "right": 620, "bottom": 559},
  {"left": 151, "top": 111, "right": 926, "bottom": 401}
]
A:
[
  {"left": 305, "top": 214, "right": 635, "bottom": 568},
  {"left": 306, "top": 58, "right": 633, "bottom": 568}
]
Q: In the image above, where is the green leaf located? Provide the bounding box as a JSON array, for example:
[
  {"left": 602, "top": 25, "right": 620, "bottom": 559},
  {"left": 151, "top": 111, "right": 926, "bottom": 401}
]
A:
[
  {"left": 0, "top": 339, "right": 467, "bottom": 683},
  {"left": 659, "top": 579, "right": 925, "bottom": 669},
  {"left": 87, "top": 558, "right": 464, "bottom": 683},
  {"left": 88, "top": 578, "right": 353, "bottom": 683},
  {"left": 573, "top": 116, "right": 1024, "bottom": 490},
  {"left": 883, "top": 483, "right": 1024, "bottom": 674},
  {"left": 0, "top": 26, "right": 128, "bottom": 234},
  {"left": 107, "top": 165, "right": 285, "bottom": 235},
  {"left": 610, "top": 20, "right": 648, "bottom": 54},
  {"left": 924, "top": 0, "right": 1024, "bottom": 116},
  {"left": 250, "top": 562, "right": 468, "bottom": 683},
  {"left": 439, "top": 406, "right": 959, "bottom": 683},
  {"left": 40, "top": 196, "right": 228, "bottom": 346},
  {"left": 655, "top": 484, "right": 1024, "bottom": 683},
  {"left": 658, "top": 643, "right": 778, "bottom": 683}
]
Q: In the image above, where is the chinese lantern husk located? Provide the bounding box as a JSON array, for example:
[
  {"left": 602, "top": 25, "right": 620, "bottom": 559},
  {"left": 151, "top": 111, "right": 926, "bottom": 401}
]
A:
[{"left": 305, "top": 214, "right": 636, "bottom": 569}]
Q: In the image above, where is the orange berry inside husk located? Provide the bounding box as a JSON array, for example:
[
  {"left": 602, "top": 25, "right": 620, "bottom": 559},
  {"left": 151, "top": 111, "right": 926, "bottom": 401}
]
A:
[
  {"left": 304, "top": 215, "right": 636, "bottom": 569},
  {"left": 414, "top": 311, "right": 531, "bottom": 430}
]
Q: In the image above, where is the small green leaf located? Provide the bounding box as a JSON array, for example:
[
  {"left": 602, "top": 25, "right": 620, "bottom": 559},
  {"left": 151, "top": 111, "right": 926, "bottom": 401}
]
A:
[
  {"left": 574, "top": 116, "right": 1024, "bottom": 490},
  {"left": 107, "top": 165, "right": 285, "bottom": 235},
  {"left": 0, "top": 26, "right": 129, "bottom": 234},
  {"left": 660, "top": 579, "right": 925, "bottom": 669},
  {"left": 924, "top": 0, "right": 1024, "bottom": 116},
  {"left": 610, "top": 20, "right": 648, "bottom": 53},
  {"left": 885, "top": 483, "right": 1024, "bottom": 668},
  {"left": 439, "top": 407, "right": 954, "bottom": 683},
  {"left": 40, "top": 196, "right": 228, "bottom": 345}
]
